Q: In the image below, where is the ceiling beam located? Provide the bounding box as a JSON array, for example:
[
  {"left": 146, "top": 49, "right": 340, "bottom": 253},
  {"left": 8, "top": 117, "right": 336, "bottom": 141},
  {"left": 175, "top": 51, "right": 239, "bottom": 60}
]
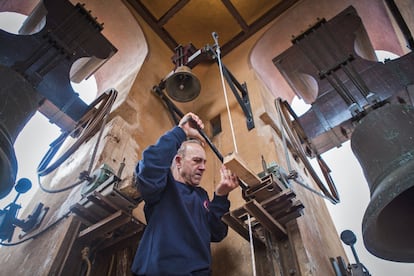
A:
[
  {"left": 221, "top": 0, "right": 248, "bottom": 32},
  {"left": 124, "top": 0, "right": 178, "bottom": 51},
  {"left": 221, "top": 0, "right": 300, "bottom": 56},
  {"left": 124, "top": 0, "right": 301, "bottom": 57},
  {"left": 158, "top": 0, "right": 190, "bottom": 26}
]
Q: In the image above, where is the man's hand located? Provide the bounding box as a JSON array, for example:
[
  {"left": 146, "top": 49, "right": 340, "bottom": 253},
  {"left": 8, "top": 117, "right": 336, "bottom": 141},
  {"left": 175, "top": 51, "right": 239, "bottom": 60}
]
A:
[
  {"left": 179, "top": 112, "right": 205, "bottom": 142},
  {"left": 215, "top": 165, "right": 239, "bottom": 196}
]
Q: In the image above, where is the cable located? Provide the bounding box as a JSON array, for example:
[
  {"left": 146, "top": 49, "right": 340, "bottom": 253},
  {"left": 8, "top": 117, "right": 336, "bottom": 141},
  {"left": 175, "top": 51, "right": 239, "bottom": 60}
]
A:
[
  {"left": 37, "top": 89, "right": 117, "bottom": 176},
  {"left": 0, "top": 91, "right": 117, "bottom": 248},
  {"left": 277, "top": 96, "right": 293, "bottom": 173},
  {"left": 37, "top": 89, "right": 117, "bottom": 193},
  {"left": 0, "top": 210, "right": 71, "bottom": 246},
  {"left": 38, "top": 174, "right": 85, "bottom": 194}
]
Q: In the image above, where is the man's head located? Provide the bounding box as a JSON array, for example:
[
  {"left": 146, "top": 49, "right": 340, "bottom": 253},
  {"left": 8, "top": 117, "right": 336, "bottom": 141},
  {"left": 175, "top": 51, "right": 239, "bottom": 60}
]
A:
[{"left": 173, "top": 139, "right": 206, "bottom": 186}]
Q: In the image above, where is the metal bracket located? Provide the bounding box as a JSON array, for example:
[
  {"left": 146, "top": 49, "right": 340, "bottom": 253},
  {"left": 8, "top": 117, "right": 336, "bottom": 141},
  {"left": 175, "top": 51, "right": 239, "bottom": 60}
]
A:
[
  {"left": 186, "top": 44, "right": 255, "bottom": 130},
  {"left": 222, "top": 66, "right": 255, "bottom": 130},
  {"left": 204, "top": 45, "right": 255, "bottom": 130}
]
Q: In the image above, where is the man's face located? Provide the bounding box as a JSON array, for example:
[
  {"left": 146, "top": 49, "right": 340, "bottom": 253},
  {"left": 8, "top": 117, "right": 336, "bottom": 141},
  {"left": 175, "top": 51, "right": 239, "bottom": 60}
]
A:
[{"left": 177, "top": 143, "right": 206, "bottom": 186}]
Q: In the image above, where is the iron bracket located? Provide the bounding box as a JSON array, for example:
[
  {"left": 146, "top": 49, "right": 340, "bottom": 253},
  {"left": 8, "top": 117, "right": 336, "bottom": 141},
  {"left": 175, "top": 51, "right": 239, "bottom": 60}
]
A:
[
  {"left": 221, "top": 65, "right": 255, "bottom": 130},
  {"left": 187, "top": 44, "right": 255, "bottom": 130}
]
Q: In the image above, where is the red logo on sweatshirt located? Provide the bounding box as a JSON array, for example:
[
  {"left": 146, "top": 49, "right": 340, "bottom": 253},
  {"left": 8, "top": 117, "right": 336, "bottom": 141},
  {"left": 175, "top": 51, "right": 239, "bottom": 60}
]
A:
[{"left": 203, "top": 200, "right": 209, "bottom": 211}]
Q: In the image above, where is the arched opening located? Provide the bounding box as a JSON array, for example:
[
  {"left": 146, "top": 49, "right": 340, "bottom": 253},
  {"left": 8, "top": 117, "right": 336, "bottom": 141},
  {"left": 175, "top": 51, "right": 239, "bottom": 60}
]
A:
[
  {"left": 375, "top": 50, "right": 400, "bottom": 62},
  {"left": 0, "top": 0, "right": 149, "bottom": 205},
  {"left": 0, "top": 11, "right": 99, "bottom": 208}
]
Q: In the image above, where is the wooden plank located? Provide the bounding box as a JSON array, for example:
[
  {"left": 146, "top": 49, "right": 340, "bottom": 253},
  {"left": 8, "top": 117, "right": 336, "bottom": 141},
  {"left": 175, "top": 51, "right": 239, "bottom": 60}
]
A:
[
  {"left": 245, "top": 199, "right": 287, "bottom": 239},
  {"left": 70, "top": 203, "right": 99, "bottom": 224},
  {"left": 222, "top": 213, "right": 250, "bottom": 242},
  {"left": 48, "top": 217, "right": 82, "bottom": 276},
  {"left": 87, "top": 191, "right": 119, "bottom": 213},
  {"left": 78, "top": 210, "right": 132, "bottom": 242},
  {"left": 222, "top": 212, "right": 265, "bottom": 245},
  {"left": 261, "top": 189, "right": 294, "bottom": 206},
  {"left": 223, "top": 152, "right": 261, "bottom": 187}
]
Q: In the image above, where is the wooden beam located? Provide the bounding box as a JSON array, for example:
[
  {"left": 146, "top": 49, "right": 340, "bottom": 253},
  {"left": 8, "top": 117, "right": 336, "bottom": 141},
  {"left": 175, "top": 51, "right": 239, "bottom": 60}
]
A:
[
  {"left": 223, "top": 152, "right": 261, "bottom": 187},
  {"left": 222, "top": 211, "right": 264, "bottom": 245},
  {"left": 222, "top": 213, "right": 250, "bottom": 241},
  {"left": 245, "top": 199, "right": 287, "bottom": 240},
  {"left": 78, "top": 210, "right": 132, "bottom": 242}
]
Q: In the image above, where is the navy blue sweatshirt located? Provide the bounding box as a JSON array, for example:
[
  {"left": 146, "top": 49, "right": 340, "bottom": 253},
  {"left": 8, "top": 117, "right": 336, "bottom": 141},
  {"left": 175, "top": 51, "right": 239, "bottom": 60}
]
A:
[{"left": 131, "top": 126, "right": 230, "bottom": 275}]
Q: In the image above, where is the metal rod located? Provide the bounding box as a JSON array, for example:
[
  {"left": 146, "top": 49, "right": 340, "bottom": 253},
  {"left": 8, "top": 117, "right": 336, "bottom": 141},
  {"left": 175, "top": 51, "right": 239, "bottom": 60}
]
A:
[
  {"left": 153, "top": 85, "right": 223, "bottom": 162},
  {"left": 153, "top": 84, "right": 249, "bottom": 190},
  {"left": 350, "top": 245, "right": 361, "bottom": 265}
]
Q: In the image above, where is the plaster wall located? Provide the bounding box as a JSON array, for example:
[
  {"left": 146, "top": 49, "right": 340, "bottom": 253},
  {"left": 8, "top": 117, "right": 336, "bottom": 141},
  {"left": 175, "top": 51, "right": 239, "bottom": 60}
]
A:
[{"left": 3, "top": 0, "right": 400, "bottom": 275}]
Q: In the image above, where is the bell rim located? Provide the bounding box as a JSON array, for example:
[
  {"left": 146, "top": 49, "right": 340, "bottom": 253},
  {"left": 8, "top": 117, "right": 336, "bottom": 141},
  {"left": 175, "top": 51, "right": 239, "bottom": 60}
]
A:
[{"left": 362, "top": 159, "right": 414, "bottom": 262}]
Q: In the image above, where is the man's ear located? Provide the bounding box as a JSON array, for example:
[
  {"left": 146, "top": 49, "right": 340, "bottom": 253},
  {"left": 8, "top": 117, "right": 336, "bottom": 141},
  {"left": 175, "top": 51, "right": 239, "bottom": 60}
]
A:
[{"left": 175, "top": 155, "right": 182, "bottom": 168}]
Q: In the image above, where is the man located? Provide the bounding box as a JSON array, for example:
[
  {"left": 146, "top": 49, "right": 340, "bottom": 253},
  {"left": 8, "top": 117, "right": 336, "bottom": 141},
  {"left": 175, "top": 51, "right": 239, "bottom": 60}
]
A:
[{"left": 131, "top": 112, "right": 239, "bottom": 276}]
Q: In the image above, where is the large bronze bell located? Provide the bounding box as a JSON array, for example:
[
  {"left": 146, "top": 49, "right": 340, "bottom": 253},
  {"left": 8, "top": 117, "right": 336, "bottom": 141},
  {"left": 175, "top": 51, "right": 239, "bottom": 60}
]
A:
[
  {"left": 351, "top": 103, "right": 414, "bottom": 262},
  {"left": 0, "top": 65, "right": 41, "bottom": 198},
  {"left": 165, "top": 65, "right": 201, "bottom": 102}
]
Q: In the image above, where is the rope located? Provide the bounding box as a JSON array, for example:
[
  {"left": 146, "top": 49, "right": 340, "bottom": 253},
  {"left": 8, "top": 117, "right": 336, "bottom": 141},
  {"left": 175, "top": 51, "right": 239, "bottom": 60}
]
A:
[
  {"left": 81, "top": 247, "right": 92, "bottom": 276},
  {"left": 213, "top": 31, "right": 255, "bottom": 274},
  {"left": 213, "top": 32, "right": 238, "bottom": 153},
  {"left": 247, "top": 213, "right": 257, "bottom": 276}
]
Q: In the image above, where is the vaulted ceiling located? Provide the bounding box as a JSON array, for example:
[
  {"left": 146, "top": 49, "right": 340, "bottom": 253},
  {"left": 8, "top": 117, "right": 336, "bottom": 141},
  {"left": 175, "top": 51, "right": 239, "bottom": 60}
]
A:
[{"left": 125, "top": 0, "right": 300, "bottom": 56}]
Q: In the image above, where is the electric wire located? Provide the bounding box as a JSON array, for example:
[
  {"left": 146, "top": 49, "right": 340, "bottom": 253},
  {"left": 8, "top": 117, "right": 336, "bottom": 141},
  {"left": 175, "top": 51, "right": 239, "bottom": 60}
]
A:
[
  {"left": 0, "top": 210, "right": 71, "bottom": 246},
  {"left": 37, "top": 174, "right": 85, "bottom": 194},
  {"left": 277, "top": 96, "right": 293, "bottom": 173},
  {"left": 276, "top": 97, "right": 338, "bottom": 202}
]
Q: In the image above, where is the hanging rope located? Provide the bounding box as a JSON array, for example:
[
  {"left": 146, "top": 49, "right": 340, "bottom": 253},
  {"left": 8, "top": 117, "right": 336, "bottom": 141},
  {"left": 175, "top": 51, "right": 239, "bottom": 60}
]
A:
[
  {"left": 213, "top": 32, "right": 256, "bottom": 274},
  {"left": 247, "top": 213, "right": 257, "bottom": 276},
  {"left": 81, "top": 247, "right": 92, "bottom": 276},
  {"left": 212, "top": 32, "right": 238, "bottom": 153}
]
